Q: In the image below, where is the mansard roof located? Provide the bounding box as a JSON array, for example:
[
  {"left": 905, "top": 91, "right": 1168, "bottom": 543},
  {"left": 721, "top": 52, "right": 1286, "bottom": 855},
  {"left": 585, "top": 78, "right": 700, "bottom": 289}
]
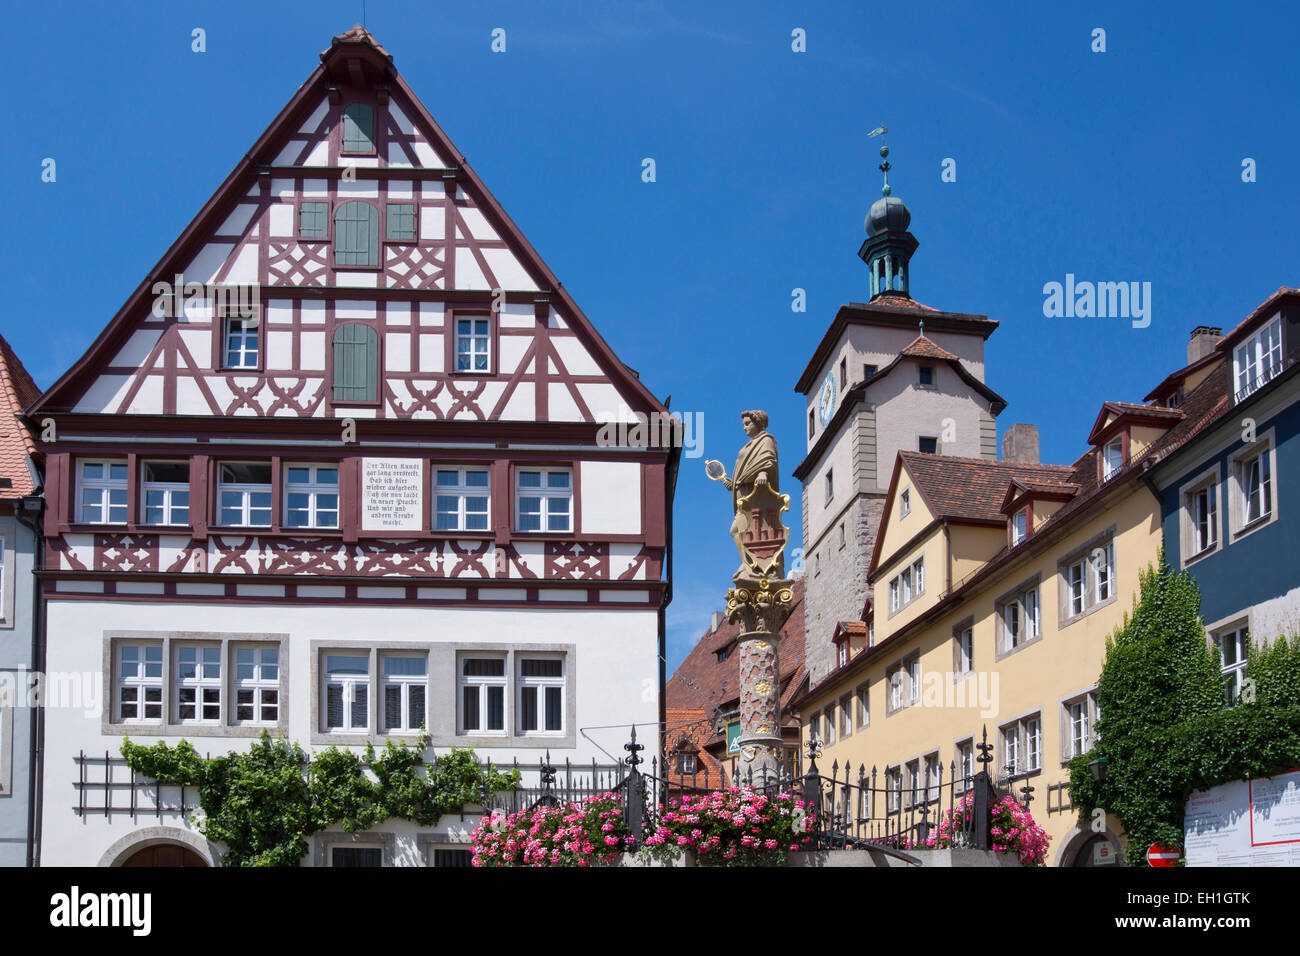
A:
[
  {"left": 0, "top": 335, "right": 40, "bottom": 498},
  {"left": 29, "top": 26, "right": 665, "bottom": 421}
]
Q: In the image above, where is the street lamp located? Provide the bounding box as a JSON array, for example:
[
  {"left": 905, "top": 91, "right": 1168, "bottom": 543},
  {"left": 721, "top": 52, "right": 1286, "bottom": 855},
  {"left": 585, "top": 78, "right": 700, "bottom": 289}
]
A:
[{"left": 1088, "top": 756, "right": 1110, "bottom": 783}]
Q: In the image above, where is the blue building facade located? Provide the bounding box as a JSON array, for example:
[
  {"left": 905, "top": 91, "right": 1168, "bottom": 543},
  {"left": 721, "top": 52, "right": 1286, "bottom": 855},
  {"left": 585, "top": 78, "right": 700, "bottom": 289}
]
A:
[{"left": 1150, "top": 292, "right": 1300, "bottom": 700}]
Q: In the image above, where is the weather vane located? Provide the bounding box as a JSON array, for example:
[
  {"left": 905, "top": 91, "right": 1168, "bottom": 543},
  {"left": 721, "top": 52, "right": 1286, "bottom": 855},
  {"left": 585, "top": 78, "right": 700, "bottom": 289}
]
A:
[{"left": 868, "top": 125, "right": 891, "bottom": 196}]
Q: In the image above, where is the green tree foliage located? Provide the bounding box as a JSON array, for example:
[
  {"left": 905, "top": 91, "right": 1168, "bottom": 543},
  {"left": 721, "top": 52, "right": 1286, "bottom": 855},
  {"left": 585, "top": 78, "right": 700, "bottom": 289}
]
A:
[
  {"left": 1069, "top": 557, "right": 1300, "bottom": 865},
  {"left": 121, "top": 732, "right": 520, "bottom": 866}
]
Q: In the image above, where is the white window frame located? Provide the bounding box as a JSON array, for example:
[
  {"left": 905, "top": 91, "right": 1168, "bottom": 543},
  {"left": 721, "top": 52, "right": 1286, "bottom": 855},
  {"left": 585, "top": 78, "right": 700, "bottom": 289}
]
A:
[
  {"left": 887, "top": 667, "right": 903, "bottom": 713},
  {"left": 233, "top": 644, "right": 280, "bottom": 726},
  {"left": 822, "top": 705, "right": 836, "bottom": 745},
  {"left": 1231, "top": 437, "right": 1277, "bottom": 537},
  {"left": 1011, "top": 509, "right": 1027, "bottom": 546},
  {"left": 78, "top": 460, "right": 128, "bottom": 524},
  {"left": 117, "top": 642, "right": 164, "bottom": 723},
  {"left": 1233, "top": 315, "right": 1283, "bottom": 400},
  {"left": 515, "top": 468, "right": 573, "bottom": 533},
  {"left": 996, "top": 579, "right": 1041, "bottom": 656},
  {"left": 905, "top": 759, "right": 921, "bottom": 809},
  {"left": 956, "top": 739, "right": 974, "bottom": 789},
  {"left": 1102, "top": 438, "right": 1124, "bottom": 481},
  {"left": 955, "top": 624, "right": 974, "bottom": 675},
  {"left": 1061, "top": 691, "right": 1099, "bottom": 761},
  {"left": 225, "top": 316, "right": 260, "bottom": 369},
  {"left": 1092, "top": 543, "right": 1115, "bottom": 604},
  {"left": 886, "top": 766, "right": 902, "bottom": 813},
  {"left": 284, "top": 463, "right": 340, "bottom": 530},
  {"left": 855, "top": 683, "right": 869, "bottom": 729},
  {"left": 434, "top": 467, "right": 491, "bottom": 532},
  {"left": 322, "top": 652, "right": 372, "bottom": 734},
  {"left": 838, "top": 694, "right": 852, "bottom": 738},
  {"left": 174, "top": 643, "right": 222, "bottom": 724},
  {"left": 924, "top": 752, "right": 941, "bottom": 803},
  {"left": 1180, "top": 466, "right": 1222, "bottom": 565},
  {"left": 218, "top": 462, "right": 273, "bottom": 528},
  {"left": 1214, "top": 625, "right": 1250, "bottom": 707},
  {"left": 517, "top": 656, "right": 565, "bottom": 735},
  {"left": 889, "top": 579, "right": 900, "bottom": 613},
  {"left": 459, "top": 655, "right": 507, "bottom": 735},
  {"left": 906, "top": 655, "right": 920, "bottom": 705},
  {"left": 1060, "top": 532, "right": 1119, "bottom": 625},
  {"left": 141, "top": 461, "right": 190, "bottom": 526},
  {"left": 1001, "top": 713, "right": 1043, "bottom": 779},
  {"left": 900, "top": 488, "right": 911, "bottom": 517},
  {"left": 381, "top": 653, "right": 428, "bottom": 734},
  {"left": 454, "top": 315, "right": 491, "bottom": 373}
]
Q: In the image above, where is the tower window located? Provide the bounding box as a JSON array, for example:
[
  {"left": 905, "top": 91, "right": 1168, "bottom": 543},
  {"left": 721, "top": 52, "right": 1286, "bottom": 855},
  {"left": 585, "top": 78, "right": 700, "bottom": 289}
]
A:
[
  {"left": 808, "top": 409, "right": 815, "bottom": 439},
  {"left": 918, "top": 366, "right": 934, "bottom": 388},
  {"left": 919, "top": 436, "right": 938, "bottom": 454},
  {"left": 838, "top": 358, "right": 847, "bottom": 388},
  {"left": 864, "top": 364, "right": 878, "bottom": 380}
]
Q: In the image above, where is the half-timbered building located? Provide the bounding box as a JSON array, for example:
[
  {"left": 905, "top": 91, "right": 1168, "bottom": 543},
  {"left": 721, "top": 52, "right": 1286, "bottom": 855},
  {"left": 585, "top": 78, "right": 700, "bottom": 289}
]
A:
[{"left": 27, "top": 26, "right": 676, "bottom": 867}]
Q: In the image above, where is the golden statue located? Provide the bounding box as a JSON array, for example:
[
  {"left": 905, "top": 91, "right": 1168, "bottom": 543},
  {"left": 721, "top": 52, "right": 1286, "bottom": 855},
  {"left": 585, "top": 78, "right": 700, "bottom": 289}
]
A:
[{"left": 706, "top": 410, "right": 788, "bottom": 581}]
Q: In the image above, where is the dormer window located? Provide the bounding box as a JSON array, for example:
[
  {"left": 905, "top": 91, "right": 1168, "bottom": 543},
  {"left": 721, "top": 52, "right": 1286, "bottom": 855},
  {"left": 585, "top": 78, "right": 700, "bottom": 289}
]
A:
[
  {"left": 1011, "top": 509, "right": 1027, "bottom": 546},
  {"left": 1102, "top": 438, "right": 1124, "bottom": 480},
  {"left": 1233, "top": 315, "right": 1283, "bottom": 401}
]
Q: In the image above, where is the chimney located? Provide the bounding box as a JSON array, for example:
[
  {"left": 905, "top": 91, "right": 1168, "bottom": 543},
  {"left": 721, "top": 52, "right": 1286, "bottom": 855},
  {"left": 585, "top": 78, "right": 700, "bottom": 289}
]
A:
[
  {"left": 711, "top": 611, "right": 724, "bottom": 632},
  {"left": 1002, "top": 424, "right": 1039, "bottom": 464},
  {"left": 1188, "top": 326, "right": 1223, "bottom": 365}
]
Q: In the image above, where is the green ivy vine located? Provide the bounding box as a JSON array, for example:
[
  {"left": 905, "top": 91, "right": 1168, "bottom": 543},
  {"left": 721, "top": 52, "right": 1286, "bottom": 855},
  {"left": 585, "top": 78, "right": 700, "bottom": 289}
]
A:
[
  {"left": 1067, "top": 554, "right": 1300, "bottom": 865},
  {"left": 120, "top": 732, "right": 520, "bottom": 867}
]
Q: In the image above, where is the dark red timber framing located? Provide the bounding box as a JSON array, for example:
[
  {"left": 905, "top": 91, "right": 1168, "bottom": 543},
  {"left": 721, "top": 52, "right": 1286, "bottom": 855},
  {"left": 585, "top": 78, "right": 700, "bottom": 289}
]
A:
[{"left": 24, "top": 26, "right": 676, "bottom": 611}]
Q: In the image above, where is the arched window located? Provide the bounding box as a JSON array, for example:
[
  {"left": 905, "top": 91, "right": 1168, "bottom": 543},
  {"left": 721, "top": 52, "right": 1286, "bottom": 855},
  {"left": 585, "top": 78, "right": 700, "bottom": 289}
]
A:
[
  {"left": 342, "top": 103, "right": 375, "bottom": 154},
  {"left": 334, "top": 201, "right": 378, "bottom": 267},
  {"left": 332, "top": 323, "right": 378, "bottom": 403}
]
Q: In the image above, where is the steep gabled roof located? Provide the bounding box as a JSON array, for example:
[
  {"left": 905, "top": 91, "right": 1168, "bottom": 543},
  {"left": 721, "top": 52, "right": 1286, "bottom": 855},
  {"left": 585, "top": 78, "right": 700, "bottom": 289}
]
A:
[
  {"left": 794, "top": 299, "right": 999, "bottom": 395},
  {"left": 0, "top": 335, "right": 40, "bottom": 499},
  {"left": 899, "top": 334, "right": 959, "bottom": 362},
  {"left": 869, "top": 452, "right": 1076, "bottom": 576},
  {"left": 1086, "top": 401, "right": 1185, "bottom": 446},
  {"left": 1215, "top": 287, "right": 1300, "bottom": 354},
  {"left": 29, "top": 26, "right": 665, "bottom": 420}
]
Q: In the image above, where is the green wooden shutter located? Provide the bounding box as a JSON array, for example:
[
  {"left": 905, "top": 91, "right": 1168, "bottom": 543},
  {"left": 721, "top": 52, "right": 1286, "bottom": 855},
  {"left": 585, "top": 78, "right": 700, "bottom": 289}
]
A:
[
  {"left": 386, "top": 203, "right": 416, "bottom": 241},
  {"left": 333, "top": 323, "right": 378, "bottom": 402},
  {"left": 342, "top": 103, "right": 374, "bottom": 153},
  {"left": 334, "top": 201, "right": 378, "bottom": 266},
  {"left": 299, "top": 201, "right": 328, "bottom": 238}
]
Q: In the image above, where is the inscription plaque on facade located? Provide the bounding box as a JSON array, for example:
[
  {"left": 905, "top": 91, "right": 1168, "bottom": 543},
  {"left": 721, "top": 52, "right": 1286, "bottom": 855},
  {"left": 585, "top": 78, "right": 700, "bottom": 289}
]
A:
[{"left": 362, "top": 458, "right": 424, "bottom": 532}]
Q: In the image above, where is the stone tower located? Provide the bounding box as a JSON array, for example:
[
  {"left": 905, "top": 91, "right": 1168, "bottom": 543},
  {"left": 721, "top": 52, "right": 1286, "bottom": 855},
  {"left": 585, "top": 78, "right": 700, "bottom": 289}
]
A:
[{"left": 794, "top": 142, "right": 1009, "bottom": 689}]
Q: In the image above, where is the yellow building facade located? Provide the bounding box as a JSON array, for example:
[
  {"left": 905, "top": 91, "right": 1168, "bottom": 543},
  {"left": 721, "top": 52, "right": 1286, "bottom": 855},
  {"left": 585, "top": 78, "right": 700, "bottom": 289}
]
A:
[{"left": 796, "top": 436, "right": 1169, "bottom": 865}]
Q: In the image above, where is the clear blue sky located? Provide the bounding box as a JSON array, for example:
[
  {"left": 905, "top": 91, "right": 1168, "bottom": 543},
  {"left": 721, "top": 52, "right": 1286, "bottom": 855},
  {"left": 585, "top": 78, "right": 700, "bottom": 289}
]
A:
[{"left": 6, "top": 1, "right": 1298, "bottom": 672}]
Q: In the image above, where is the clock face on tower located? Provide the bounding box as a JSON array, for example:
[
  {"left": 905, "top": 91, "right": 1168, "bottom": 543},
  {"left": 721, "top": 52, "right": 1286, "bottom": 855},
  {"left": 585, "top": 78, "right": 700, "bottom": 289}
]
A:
[{"left": 817, "top": 372, "right": 836, "bottom": 426}]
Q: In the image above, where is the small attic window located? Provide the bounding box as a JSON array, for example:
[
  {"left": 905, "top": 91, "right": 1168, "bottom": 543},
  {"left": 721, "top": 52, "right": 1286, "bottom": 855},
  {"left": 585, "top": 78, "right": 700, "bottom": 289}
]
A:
[
  {"left": 1102, "top": 438, "right": 1125, "bottom": 481},
  {"left": 1011, "top": 508, "right": 1028, "bottom": 546},
  {"left": 900, "top": 488, "right": 911, "bottom": 517},
  {"left": 342, "top": 103, "right": 375, "bottom": 154},
  {"left": 918, "top": 366, "right": 935, "bottom": 388},
  {"left": 715, "top": 647, "right": 728, "bottom": 663}
]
